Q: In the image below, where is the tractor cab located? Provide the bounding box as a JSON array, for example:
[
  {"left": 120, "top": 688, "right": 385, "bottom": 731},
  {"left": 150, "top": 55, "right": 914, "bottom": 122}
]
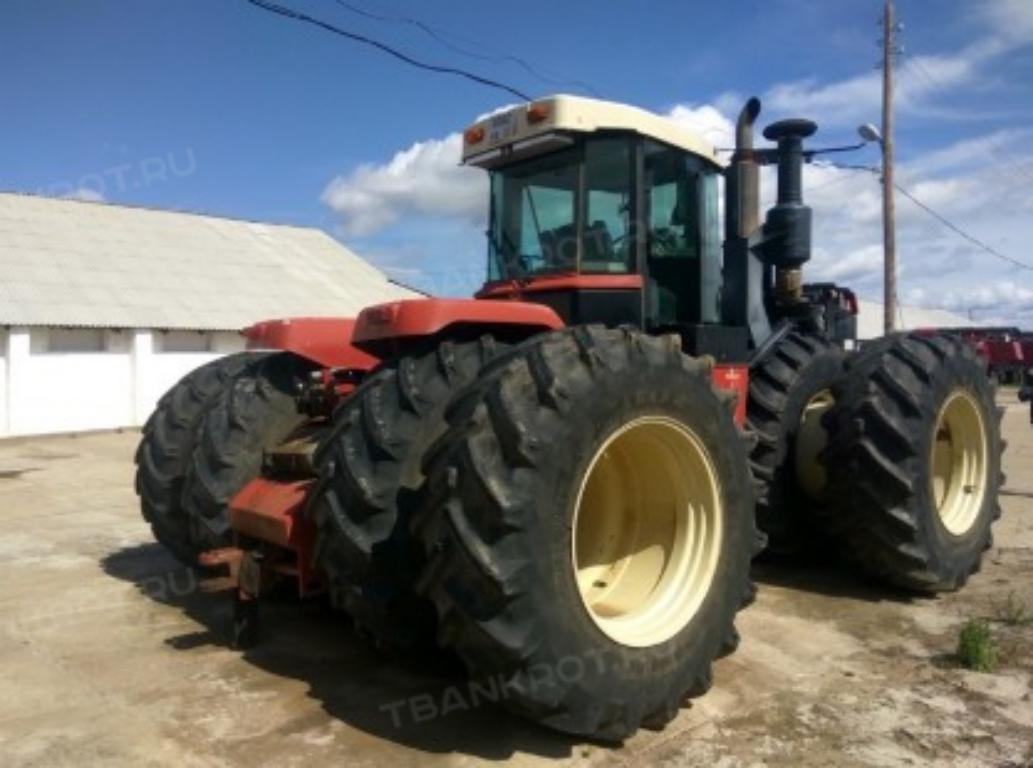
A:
[{"left": 464, "top": 96, "right": 734, "bottom": 355}]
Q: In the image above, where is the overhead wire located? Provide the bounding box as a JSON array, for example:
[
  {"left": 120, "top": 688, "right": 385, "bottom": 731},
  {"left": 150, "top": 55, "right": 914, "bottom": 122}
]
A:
[
  {"left": 241, "top": 0, "right": 533, "bottom": 101},
  {"left": 823, "top": 162, "right": 1033, "bottom": 271},
  {"left": 891, "top": 181, "right": 1033, "bottom": 271},
  {"left": 329, "top": 0, "right": 602, "bottom": 97}
]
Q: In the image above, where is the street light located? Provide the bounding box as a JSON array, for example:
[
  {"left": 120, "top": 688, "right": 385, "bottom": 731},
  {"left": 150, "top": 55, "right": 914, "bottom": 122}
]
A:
[
  {"left": 857, "top": 120, "right": 897, "bottom": 334},
  {"left": 858, "top": 123, "right": 882, "bottom": 144}
]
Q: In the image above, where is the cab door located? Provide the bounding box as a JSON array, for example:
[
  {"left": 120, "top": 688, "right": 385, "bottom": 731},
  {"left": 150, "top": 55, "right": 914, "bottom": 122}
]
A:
[{"left": 643, "top": 142, "right": 722, "bottom": 328}]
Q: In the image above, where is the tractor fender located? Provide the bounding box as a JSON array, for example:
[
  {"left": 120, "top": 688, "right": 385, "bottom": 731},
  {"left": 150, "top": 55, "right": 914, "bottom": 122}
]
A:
[
  {"left": 241, "top": 317, "right": 380, "bottom": 370},
  {"left": 351, "top": 298, "right": 565, "bottom": 356}
]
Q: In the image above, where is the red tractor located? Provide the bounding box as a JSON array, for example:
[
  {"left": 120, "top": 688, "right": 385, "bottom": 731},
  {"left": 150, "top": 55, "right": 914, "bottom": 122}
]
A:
[{"left": 136, "top": 95, "right": 1004, "bottom": 740}]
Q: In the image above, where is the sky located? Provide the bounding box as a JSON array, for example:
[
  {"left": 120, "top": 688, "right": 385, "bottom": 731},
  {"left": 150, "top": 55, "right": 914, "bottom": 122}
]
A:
[{"left": 3, "top": 0, "right": 1033, "bottom": 325}]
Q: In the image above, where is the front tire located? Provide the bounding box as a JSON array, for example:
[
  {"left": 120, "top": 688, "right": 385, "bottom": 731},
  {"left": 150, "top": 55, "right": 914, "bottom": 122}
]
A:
[
  {"left": 415, "top": 327, "right": 758, "bottom": 740},
  {"left": 822, "top": 333, "right": 1003, "bottom": 591}
]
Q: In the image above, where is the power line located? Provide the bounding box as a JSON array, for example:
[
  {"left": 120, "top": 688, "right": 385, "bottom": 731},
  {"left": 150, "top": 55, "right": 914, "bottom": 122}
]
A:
[
  {"left": 891, "top": 182, "right": 1033, "bottom": 271},
  {"left": 330, "top": 0, "right": 602, "bottom": 97},
  {"left": 241, "top": 0, "right": 532, "bottom": 101},
  {"left": 822, "top": 162, "right": 1033, "bottom": 271}
]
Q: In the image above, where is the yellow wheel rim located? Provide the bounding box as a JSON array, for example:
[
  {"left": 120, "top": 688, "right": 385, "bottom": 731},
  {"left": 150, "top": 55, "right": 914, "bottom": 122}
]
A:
[
  {"left": 795, "top": 389, "right": 835, "bottom": 501},
  {"left": 931, "top": 389, "right": 989, "bottom": 536},
  {"left": 571, "top": 416, "right": 723, "bottom": 648}
]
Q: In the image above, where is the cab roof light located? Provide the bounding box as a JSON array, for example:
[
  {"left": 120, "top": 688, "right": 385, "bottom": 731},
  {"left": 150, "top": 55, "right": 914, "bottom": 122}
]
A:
[
  {"left": 527, "top": 102, "right": 550, "bottom": 124},
  {"left": 464, "top": 126, "right": 486, "bottom": 145}
]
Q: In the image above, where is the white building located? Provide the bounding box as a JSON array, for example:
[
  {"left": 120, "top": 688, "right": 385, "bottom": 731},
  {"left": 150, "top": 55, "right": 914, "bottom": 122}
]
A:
[
  {"left": 0, "top": 193, "right": 415, "bottom": 438},
  {"left": 856, "top": 300, "right": 973, "bottom": 340}
]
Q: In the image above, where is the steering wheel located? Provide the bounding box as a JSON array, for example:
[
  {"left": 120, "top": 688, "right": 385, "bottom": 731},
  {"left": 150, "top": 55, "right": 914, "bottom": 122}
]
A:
[{"left": 650, "top": 227, "right": 679, "bottom": 257}]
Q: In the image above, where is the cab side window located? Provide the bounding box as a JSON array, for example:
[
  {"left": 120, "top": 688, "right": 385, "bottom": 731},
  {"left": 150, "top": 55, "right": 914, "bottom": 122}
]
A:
[
  {"left": 645, "top": 146, "right": 699, "bottom": 260},
  {"left": 582, "top": 137, "right": 633, "bottom": 273}
]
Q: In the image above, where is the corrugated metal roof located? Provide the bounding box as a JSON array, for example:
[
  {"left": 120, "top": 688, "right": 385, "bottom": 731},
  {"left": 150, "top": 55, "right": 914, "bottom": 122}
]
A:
[
  {"left": 857, "top": 300, "right": 973, "bottom": 340},
  {"left": 0, "top": 193, "right": 417, "bottom": 330}
]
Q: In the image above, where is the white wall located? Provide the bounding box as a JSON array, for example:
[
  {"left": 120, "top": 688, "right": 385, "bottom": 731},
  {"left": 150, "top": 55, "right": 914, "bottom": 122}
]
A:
[
  {"left": 0, "top": 328, "right": 8, "bottom": 437},
  {"left": 857, "top": 300, "right": 974, "bottom": 340},
  {"left": 0, "top": 327, "right": 246, "bottom": 438}
]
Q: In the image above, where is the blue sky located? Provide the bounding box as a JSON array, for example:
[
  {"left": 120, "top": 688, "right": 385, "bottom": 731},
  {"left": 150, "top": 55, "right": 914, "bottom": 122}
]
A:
[{"left": 3, "top": 1, "right": 1033, "bottom": 322}]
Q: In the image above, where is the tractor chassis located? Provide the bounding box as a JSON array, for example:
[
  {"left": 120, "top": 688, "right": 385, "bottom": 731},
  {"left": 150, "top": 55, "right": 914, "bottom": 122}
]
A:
[{"left": 194, "top": 360, "right": 750, "bottom": 649}]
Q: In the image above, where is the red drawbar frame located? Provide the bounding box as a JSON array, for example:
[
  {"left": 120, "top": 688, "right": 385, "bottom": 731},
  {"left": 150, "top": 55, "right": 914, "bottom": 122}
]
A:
[{"left": 228, "top": 478, "right": 319, "bottom": 597}]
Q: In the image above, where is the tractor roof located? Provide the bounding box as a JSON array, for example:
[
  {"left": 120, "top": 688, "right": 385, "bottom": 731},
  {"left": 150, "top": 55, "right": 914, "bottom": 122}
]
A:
[{"left": 461, "top": 94, "right": 722, "bottom": 169}]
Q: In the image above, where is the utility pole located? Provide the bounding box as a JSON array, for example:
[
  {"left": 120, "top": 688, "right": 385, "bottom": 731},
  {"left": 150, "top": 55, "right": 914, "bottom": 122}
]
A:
[{"left": 881, "top": 0, "right": 898, "bottom": 334}]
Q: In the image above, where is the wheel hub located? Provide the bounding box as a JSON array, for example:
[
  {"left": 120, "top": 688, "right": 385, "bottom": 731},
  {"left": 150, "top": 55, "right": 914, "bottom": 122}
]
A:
[
  {"left": 572, "top": 416, "right": 723, "bottom": 648},
  {"left": 795, "top": 389, "right": 834, "bottom": 501},
  {"left": 931, "top": 389, "right": 989, "bottom": 536}
]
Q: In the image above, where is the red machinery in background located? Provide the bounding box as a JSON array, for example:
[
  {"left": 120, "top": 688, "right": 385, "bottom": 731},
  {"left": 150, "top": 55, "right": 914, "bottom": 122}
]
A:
[{"left": 918, "top": 326, "right": 1031, "bottom": 385}]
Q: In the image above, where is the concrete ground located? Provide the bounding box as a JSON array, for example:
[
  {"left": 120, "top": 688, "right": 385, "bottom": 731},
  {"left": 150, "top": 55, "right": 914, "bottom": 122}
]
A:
[{"left": 1, "top": 394, "right": 1031, "bottom": 768}]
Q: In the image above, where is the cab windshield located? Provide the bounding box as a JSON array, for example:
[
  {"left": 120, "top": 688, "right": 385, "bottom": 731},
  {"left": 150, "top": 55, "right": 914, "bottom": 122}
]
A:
[{"left": 487, "top": 137, "right": 633, "bottom": 281}]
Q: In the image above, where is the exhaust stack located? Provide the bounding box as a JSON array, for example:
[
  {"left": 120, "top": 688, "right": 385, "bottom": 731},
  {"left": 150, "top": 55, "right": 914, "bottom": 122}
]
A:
[
  {"left": 721, "top": 97, "right": 770, "bottom": 340},
  {"left": 725, "top": 97, "right": 761, "bottom": 242}
]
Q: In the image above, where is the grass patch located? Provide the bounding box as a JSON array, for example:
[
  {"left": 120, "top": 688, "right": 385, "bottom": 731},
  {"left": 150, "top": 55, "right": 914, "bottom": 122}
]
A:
[
  {"left": 993, "top": 591, "right": 1033, "bottom": 627},
  {"left": 956, "top": 619, "right": 997, "bottom": 672}
]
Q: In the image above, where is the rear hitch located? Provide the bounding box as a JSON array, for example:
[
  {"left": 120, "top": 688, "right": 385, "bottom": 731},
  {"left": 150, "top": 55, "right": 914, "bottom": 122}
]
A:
[
  {"left": 233, "top": 550, "right": 264, "bottom": 649},
  {"left": 196, "top": 476, "right": 322, "bottom": 649},
  {"left": 197, "top": 546, "right": 265, "bottom": 648}
]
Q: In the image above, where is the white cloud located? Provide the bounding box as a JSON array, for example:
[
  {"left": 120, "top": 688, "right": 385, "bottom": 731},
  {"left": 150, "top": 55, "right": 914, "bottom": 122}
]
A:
[
  {"left": 761, "top": 1, "right": 1033, "bottom": 132},
  {"left": 761, "top": 47, "right": 989, "bottom": 129},
  {"left": 666, "top": 104, "right": 735, "bottom": 147},
  {"left": 321, "top": 133, "right": 485, "bottom": 237},
  {"left": 937, "top": 280, "right": 1033, "bottom": 327},
  {"left": 977, "top": 0, "right": 1033, "bottom": 47},
  {"left": 322, "top": 102, "right": 734, "bottom": 239},
  {"left": 904, "top": 129, "right": 1029, "bottom": 176}
]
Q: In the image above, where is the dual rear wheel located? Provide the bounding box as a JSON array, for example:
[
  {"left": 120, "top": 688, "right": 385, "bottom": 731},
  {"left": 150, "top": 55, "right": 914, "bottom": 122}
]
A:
[
  {"left": 821, "top": 333, "right": 1002, "bottom": 591},
  {"left": 135, "top": 351, "right": 315, "bottom": 565},
  {"left": 411, "top": 327, "right": 758, "bottom": 739},
  {"left": 749, "top": 330, "right": 1001, "bottom": 591}
]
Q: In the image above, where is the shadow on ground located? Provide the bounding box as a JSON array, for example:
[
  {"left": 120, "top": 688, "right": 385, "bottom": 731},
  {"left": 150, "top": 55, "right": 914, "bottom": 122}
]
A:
[
  {"left": 751, "top": 549, "right": 921, "bottom": 604},
  {"left": 101, "top": 540, "right": 921, "bottom": 759},
  {"left": 101, "top": 543, "right": 578, "bottom": 761}
]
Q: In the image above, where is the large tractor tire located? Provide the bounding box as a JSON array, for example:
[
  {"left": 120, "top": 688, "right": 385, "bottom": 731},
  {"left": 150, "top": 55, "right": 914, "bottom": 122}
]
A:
[
  {"left": 182, "top": 352, "right": 315, "bottom": 541},
  {"left": 135, "top": 352, "right": 262, "bottom": 564},
  {"left": 414, "top": 327, "right": 758, "bottom": 740},
  {"left": 822, "top": 333, "right": 1004, "bottom": 592},
  {"left": 747, "top": 331, "right": 846, "bottom": 553},
  {"left": 309, "top": 336, "right": 505, "bottom": 653}
]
